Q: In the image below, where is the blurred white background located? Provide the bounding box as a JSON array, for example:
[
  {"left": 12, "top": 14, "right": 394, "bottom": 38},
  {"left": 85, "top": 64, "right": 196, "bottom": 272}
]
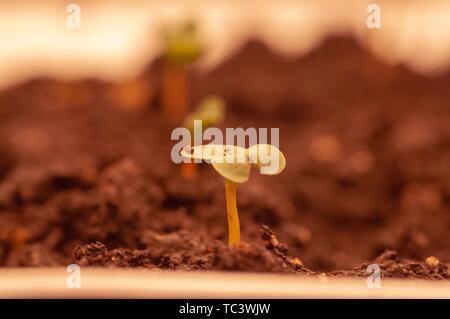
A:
[{"left": 0, "top": 0, "right": 449, "bottom": 90}]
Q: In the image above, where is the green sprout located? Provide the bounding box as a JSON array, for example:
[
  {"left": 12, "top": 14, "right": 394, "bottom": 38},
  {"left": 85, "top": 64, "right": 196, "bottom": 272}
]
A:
[
  {"left": 183, "top": 95, "right": 226, "bottom": 131},
  {"left": 160, "top": 21, "right": 203, "bottom": 123},
  {"left": 162, "top": 21, "right": 203, "bottom": 66},
  {"left": 181, "top": 144, "right": 286, "bottom": 246},
  {"left": 181, "top": 96, "right": 226, "bottom": 179}
]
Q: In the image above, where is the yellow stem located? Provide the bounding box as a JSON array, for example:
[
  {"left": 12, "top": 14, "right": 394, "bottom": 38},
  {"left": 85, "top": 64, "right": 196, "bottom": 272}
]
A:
[{"left": 225, "top": 179, "right": 240, "bottom": 246}]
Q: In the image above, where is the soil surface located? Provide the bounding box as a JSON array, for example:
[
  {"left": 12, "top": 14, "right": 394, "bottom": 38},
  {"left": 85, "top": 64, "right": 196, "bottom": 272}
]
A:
[{"left": 0, "top": 37, "right": 449, "bottom": 280}]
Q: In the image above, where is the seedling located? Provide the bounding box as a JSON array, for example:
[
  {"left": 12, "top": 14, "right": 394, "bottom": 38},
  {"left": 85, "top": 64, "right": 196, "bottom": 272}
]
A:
[
  {"left": 181, "top": 95, "right": 226, "bottom": 179},
  {"left": 181, "top": 144, "right": 286, "bottom": 246},
  {"left": 161, "top": 21, "right": 202, "bottom": 124},
  {"left": 183, "top": 95, "right": 226, "bottom": 132}
]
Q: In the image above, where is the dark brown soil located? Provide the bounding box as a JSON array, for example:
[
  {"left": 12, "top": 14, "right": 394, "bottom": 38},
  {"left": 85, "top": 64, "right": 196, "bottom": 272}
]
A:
[{"left": 0, "top": 37, "right": 449, "bottom": 280}]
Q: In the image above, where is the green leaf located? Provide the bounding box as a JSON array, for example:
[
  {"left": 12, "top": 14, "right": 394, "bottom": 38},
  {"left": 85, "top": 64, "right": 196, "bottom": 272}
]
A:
[
  {"left": 180, "top": 144, "right": 286, "bottom": 182},
  {"left": 184, "top": 95, "right": 226, "bottom": 131},
  {"left": 162, "top": 22, "right": 202, "bottom": 65},
  {"left": 211, "top": 161, "right": 250, "bottom": 184},
  {"left": 247, "top": 144, "right": 286, "bottom": 175}
]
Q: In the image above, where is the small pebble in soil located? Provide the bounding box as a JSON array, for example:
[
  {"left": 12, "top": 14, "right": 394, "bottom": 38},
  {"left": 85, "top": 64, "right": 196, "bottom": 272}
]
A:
[
  {"left": 425, "top": 256, "right": 440, "bottom": 269},
  {"left": 309, "top": 134, "right": 341, "bottom": 163}
]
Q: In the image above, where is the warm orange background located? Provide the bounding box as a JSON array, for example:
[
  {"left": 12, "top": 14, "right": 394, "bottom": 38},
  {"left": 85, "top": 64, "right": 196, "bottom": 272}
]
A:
[{"left": 0, "top": 0, "right": 449, "bottom": 90}]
